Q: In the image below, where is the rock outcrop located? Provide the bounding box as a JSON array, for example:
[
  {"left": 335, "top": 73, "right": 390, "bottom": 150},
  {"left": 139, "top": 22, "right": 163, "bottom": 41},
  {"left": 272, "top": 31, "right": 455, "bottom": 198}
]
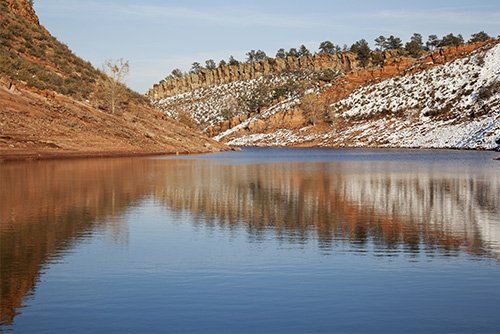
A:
[
  {"left": 148, "top": 53, "right": 362, "bottom": 99},
  {"left": 4, "top": 0, "right": 41, "bottom": 26}
]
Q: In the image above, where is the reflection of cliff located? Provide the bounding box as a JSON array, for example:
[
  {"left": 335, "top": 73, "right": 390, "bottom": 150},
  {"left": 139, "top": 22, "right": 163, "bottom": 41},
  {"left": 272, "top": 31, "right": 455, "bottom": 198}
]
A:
[
  {"left": 155, "top": 161, "right": 500, "bottom": 257},
  {"left": 0, "top": 159, "right": 154, "bottom": 325}
]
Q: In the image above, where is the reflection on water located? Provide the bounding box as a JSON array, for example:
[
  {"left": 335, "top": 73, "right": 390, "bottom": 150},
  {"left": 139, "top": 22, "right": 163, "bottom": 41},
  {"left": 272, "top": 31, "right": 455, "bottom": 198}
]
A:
[
  {"left": 1, "top": 149, "right": 499, "bottom": 330},
  {"left": 155, "top": 160, "right": 500, "bottom": 257},
  {"left": 0, "top": 159, "right": 153, "bottom": 325}
]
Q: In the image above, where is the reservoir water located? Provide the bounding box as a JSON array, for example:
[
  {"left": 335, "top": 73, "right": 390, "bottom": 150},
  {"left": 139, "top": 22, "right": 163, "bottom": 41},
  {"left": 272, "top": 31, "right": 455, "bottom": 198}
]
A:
[{"left": 1, "top": 148, "right": 499, "bottom": 333}]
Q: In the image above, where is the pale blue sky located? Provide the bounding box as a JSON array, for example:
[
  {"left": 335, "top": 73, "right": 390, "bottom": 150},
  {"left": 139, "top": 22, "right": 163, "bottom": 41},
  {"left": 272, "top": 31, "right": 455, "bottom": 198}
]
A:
[{"left": 35, "top": 0, "right": 500, "bottom": 93}]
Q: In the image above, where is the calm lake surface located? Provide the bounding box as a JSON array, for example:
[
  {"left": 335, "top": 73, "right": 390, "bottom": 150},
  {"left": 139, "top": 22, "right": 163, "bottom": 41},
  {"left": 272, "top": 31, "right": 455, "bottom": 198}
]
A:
[{"left": 1, "top": 148, "right": 499, "bottom": 333}]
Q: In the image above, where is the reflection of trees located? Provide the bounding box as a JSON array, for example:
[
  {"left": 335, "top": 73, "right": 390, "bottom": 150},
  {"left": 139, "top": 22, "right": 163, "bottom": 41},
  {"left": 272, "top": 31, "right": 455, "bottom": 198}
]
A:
[
  {"left": 155, "top": 162, "right": 500, "bottom": 257},
  {"left": 0, "top": 159, "right": 154, "bottom": 326}
]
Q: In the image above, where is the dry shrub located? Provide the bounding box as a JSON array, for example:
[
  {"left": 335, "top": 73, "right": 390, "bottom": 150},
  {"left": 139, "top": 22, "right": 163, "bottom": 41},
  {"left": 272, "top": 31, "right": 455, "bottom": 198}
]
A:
[{"left": 300, "top": 94, "right": 327, "bottom": 125}]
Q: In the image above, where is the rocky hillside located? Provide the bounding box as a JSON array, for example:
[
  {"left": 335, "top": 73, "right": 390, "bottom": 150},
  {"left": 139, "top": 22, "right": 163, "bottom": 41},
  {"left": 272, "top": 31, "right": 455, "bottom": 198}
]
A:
[
  {"left": 0, "top": 0, "right": 227, "bottom": 160},
  {"left": 151, "top": 41, "right": 500, "bottom": 150},
  {"left": 1, "top": 0, "right": 108, "bottom": 101}
]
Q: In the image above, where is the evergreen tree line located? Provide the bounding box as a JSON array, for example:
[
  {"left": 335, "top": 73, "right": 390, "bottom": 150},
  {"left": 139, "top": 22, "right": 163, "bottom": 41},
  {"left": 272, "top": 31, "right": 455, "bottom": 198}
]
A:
[{"left": 165, "top": 31, "right": 492, "bottom": 80}]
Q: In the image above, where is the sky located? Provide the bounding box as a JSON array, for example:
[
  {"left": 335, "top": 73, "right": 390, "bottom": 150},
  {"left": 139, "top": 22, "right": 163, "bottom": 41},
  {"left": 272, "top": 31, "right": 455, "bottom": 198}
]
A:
[{"left": 35, "top": 0, "right": 500, "bottom": 93}]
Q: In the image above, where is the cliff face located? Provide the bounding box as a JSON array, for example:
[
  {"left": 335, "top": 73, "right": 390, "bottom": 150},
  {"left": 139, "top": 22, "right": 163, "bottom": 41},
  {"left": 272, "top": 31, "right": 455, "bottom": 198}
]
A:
[
  {"left": 151, "top": 49, "right": 419, "bottom": 134},
  {"left": 148, "top": 53, "right": 361, "bottom": 99}
]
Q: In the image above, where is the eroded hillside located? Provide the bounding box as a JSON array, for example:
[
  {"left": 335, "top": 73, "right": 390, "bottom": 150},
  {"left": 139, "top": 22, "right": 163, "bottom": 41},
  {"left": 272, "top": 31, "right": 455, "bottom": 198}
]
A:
[{"left": 0, "top": 0, "right": 227, "bottom": 160}]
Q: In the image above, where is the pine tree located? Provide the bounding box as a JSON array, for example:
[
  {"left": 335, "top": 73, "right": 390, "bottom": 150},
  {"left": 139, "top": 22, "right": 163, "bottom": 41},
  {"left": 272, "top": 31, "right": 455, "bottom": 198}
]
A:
[
  {"left": 276, "top": 48, "right": 286, "bottom": 59},
  {"left": 246, "top": 49, "right": 267, "bottom": 63},
  {"left": 287, "top": 48, "right": 299, "bottom": 57},
  {"left": 350, "top": 39, "right": 371, "bottom": 67},
  {"left": 190, "top": 62, "right": 203, "bottom": 74},
  {"left": 246, "top": 50, "right": 257, "bottom": 63},
  {"left": 298, "top": 45, "right": 311, "bottom": 57},
  {"left": 426, "top": 35, "right": 440, "bottom": 50},
  {"left": 254, "top": 50, "right": 267, "bottom": 61},
  {"left": 205, "top": 59, "right": 216, "bottom": 70},
  {"left": 318, "top": 41, "right": 335, "bottom": 54},
  {"left": 386, "top": 35, "right": 403, "bottom": 50},
  {"left": 228, "top": 56, "right": 240, "bottom": 66},
  {"left": 405, "top": 33, "right": 423, "bottom": 57},
  {"left": 439, "top": 33, "right": 464, "bottom": 47},
  {"left": 171, "top": 68, "right": 183, "bottom": 78},
  {"left": 374, "top": 35, "right": 387, "bottom": 51},
  {"left": 469, "top": 31, "right": 490, "bottom": 43}
]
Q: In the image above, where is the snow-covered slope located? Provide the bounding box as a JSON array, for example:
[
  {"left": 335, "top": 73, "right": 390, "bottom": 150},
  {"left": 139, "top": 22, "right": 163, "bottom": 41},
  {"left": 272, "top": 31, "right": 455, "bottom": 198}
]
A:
[
  {"left": 154, "top": 42, "right": 499, "bottom": 150},
  {"left": 228, "top": 43, "right": 500, "bottom": 150},
  {"left": 154, "top": 72, "right": 311, "bottom": 127},
  {"left": 332, "top": 43, "right": 500, "bottom": 120}
]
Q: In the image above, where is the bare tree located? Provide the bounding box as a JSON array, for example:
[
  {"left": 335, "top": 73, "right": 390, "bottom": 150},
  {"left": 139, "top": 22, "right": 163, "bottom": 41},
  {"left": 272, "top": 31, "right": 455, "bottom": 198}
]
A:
[
  {"left": 176, "top": 107, "right": 197, "bottom": 129},
  {"left": 102, "top": 58, "right": 129, "bottom": 114}
]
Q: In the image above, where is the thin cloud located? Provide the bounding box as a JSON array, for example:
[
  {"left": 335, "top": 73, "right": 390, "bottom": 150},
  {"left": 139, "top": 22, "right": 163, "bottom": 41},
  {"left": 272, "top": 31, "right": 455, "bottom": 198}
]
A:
[
  {"left": 39, "top": 0, "right": 324, "bottom": 28},
  {"left": 363, "top": 9, "right": 500, "bottom": 26},
  {"left": 128, "top": 4, "right": 325, "bottom": 28},
  {"left": 36, "top": 0, "right": 500, "bottom": 92}
]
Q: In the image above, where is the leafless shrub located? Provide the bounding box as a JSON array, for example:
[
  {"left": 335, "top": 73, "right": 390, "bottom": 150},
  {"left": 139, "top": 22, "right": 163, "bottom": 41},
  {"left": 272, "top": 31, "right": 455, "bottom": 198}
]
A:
[{"left": 300, "top": 94, "right": 327, "bottom": 125}]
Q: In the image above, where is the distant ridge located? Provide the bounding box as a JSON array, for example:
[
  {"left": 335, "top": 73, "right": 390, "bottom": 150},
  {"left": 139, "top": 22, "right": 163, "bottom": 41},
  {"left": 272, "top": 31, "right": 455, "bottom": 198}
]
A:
[{"left": 150, "top": 40, "right": 500, "bottom": 150}]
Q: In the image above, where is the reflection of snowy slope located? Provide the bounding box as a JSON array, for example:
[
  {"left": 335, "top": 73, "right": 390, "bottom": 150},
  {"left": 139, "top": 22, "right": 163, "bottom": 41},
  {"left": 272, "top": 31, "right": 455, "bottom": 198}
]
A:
[
  {"left": 479, "top": 214, "right": 500, "bottom": 259},
  {"left": 337, "top": 168, "right": 500, "bottom": 258},
  {"left": 156, "top": 159, "right": 500, "bottom": 258}
]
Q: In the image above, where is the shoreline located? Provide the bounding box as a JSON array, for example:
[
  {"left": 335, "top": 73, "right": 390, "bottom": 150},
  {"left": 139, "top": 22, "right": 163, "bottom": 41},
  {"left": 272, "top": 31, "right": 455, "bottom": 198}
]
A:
[
  {"left": 0, "top": 145, "right": 497, "bottom": 162},
  {"left": 0, "top": 149, "right": 223, "bottom": 162}
]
